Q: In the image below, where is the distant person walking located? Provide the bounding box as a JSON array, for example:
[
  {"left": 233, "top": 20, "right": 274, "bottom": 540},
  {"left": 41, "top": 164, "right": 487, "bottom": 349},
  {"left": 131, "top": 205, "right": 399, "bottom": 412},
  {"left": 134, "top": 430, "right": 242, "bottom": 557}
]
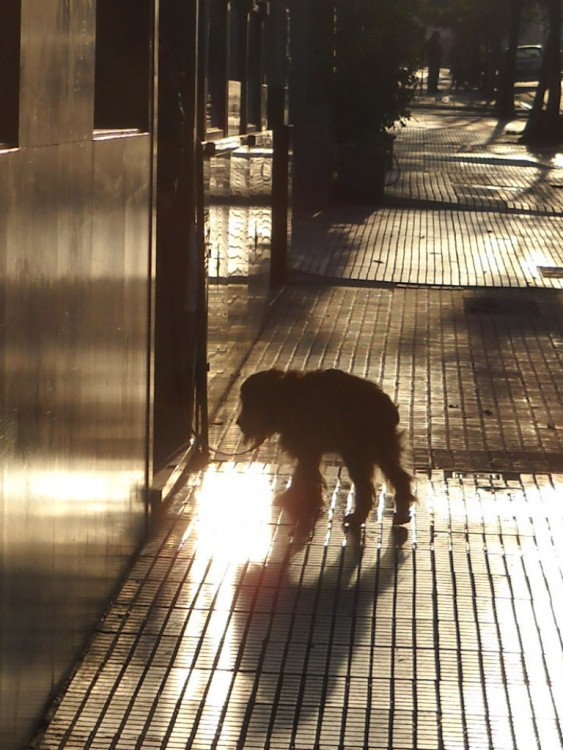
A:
[{"left": 426, "top": 30, "right": 442, "bottom": 94}]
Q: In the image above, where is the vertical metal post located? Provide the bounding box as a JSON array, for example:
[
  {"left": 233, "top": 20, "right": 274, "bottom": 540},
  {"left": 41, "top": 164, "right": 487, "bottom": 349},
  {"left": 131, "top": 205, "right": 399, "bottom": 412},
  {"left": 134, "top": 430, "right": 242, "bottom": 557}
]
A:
[
  {"left": 194, "top": 0, "right": 210, "bottom": 455},
  {"left": 271, "top": 123, "right": 291, "bottom": 288},
  {"left": 145, "top": 0, "right": 160, "bottom": 516}
]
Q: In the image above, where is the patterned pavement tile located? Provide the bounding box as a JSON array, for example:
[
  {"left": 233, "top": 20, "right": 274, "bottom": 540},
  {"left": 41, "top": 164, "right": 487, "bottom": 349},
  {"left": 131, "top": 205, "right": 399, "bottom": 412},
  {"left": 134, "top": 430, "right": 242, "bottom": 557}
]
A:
[{"left": 34, "top": 468, "right": 563, "bottom": 750}]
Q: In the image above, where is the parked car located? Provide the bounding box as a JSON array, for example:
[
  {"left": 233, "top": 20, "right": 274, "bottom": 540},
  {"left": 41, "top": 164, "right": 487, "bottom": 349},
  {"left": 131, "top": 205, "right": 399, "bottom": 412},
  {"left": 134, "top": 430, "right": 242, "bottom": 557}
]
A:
[{"left": 515, "top": 44, "right": 543, "bottom": 80}]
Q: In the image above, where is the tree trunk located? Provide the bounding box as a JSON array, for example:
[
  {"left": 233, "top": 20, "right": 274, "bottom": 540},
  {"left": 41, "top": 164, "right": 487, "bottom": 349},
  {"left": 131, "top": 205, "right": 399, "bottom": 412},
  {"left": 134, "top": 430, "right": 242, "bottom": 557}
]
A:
[
  {"left": 545, "top": 0, "right": 562, "bottom": 121},
  {"left": 496, "top": 0, "right": 522, "bottom": 119},
  {"left": 530, "top": 38, "right": 549, "bottom": 115},
  {"left": 522, "top": 0, "right": 562, "bottom": 143}
]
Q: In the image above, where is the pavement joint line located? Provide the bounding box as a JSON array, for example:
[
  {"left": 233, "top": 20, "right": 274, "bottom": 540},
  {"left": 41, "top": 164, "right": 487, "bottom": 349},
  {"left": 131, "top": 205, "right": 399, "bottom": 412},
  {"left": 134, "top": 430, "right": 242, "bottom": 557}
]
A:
[{"left": 384, "top": 195, "right": 563, "bottom": 218}]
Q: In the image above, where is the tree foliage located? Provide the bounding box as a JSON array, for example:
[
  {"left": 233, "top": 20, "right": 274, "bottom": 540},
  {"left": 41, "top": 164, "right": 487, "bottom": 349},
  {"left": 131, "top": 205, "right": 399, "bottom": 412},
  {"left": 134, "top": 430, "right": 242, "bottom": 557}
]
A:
[
  {"left": 421, "top": 0, "right": 513, "bottom": 96},
  {"left": 332, "top": 0, "right": 422, "bottom": 144},
  {"left": 422, "top": 0, "right": 563, "bottom": 142}
]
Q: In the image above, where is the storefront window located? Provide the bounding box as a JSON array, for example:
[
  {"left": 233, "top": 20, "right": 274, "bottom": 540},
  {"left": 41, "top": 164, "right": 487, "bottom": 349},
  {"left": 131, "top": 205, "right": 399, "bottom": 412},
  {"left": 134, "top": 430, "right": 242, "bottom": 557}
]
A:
[
  {"left": 0, "top": 1, "right": 21, "bottom": 147},
  {"left": 94, "top": 0, "right": 152, "bottom": 132}
]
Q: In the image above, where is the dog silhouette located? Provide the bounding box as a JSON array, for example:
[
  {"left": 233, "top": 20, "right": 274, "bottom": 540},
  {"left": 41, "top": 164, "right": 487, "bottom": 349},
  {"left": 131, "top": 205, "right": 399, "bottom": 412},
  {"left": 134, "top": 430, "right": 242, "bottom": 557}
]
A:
[{"left": 237, "top": 369, "right": 415, "bottom": 526}]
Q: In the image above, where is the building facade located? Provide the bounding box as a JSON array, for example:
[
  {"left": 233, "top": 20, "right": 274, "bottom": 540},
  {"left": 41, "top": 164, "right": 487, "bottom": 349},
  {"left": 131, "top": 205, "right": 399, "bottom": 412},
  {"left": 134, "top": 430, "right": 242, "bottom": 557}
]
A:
[{"left": 0, "top": 2, "right": 291, "bottom": 748}]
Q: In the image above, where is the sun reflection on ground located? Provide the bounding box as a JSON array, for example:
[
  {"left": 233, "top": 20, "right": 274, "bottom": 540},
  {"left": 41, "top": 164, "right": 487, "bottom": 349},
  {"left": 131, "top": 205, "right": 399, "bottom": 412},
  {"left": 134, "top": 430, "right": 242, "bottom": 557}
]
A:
[
  {"left": 171, "top": 464, "right": 275, "bottom": 743},
  {"left": 194, "top": 463, "right": 274, "bottom": 564},
  {"left": 520, "top": 248, "right": 555, "bottom": 279}
]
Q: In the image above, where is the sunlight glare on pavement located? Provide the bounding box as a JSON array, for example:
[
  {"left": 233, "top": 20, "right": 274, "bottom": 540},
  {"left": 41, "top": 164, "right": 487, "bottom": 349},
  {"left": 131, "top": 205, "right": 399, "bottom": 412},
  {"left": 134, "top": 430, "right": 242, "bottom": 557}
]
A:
[
  {"left": 194, "top": 463, "right": 274, "bottom": 564},
  {"left": 519, "top": 248, "right": 554, "bottom": 279},
  {"left": 171, "top": 464, "right": 275, "bottom": 742}
]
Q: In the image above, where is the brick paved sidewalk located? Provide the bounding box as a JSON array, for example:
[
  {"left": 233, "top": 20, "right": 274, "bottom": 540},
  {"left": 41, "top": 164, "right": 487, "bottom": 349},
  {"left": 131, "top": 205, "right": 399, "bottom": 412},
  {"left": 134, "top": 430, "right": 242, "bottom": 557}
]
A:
[
  {"left": 32, "top": 105, "right": 563, "bottom": 750},
  {"left": 291, "top": 206, "right": 563, "bottom": 288},
  {"left": 209, "top": 285, "right": 562, "bottom": 476},
  {"left": 292, "top": 107, "right": 563, "bottom": 290},
  {"left": 37, "top": 468, "right": 562, "bottom": 750},
  {"left": 33, "top": 277, "right": 563, "bottom": 749},
  {"left": 389, "top": 109, "right": 563, "bottom": 216}
]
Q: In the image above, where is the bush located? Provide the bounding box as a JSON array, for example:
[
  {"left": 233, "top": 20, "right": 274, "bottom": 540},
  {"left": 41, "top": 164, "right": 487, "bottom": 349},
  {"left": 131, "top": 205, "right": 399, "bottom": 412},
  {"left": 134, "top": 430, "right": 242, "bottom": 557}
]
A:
[{"left": 333, "top": 0, "right": 422, "bottom": 145}]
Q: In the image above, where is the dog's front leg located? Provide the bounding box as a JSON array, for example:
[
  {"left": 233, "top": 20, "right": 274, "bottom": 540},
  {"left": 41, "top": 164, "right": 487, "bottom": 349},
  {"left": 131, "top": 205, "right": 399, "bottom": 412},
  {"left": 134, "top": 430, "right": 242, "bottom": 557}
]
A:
[
  {"left": 292, "top": 456, "right": 325, "bottom": 509},
  {"left": 344, "top": 457, "right": 376, "bottom": 527},
  {"left": 277, "top": 453, "right": 325, "bottom": 523}
]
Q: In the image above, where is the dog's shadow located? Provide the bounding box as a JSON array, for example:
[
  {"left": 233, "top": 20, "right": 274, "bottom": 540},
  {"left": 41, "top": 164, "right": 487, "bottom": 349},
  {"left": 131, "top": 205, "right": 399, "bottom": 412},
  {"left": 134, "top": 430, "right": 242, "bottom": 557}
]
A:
[{"left": 231, "top": 517, "right": 410, "bottom": 747}]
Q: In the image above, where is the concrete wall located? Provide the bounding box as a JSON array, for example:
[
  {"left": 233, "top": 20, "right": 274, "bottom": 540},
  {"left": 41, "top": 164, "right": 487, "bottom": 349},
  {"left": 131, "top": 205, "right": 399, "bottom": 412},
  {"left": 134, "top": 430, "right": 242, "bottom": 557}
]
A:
[{"left": 0, "top": 2, "right": 155, "bottom": 747}]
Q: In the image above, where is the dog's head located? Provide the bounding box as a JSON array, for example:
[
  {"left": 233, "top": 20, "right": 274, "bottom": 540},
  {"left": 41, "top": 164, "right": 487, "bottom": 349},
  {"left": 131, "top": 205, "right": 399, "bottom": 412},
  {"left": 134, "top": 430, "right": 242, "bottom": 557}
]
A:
[{"left": 236, "top": 370, "right": 286, "bottom": 446}]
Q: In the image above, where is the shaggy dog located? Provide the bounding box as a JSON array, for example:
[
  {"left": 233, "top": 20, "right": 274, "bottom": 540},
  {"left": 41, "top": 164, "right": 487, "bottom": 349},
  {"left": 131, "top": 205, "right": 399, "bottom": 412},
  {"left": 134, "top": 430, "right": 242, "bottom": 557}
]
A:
[{"left": 236, "top": 369, "right": 415, "bottom": 527}]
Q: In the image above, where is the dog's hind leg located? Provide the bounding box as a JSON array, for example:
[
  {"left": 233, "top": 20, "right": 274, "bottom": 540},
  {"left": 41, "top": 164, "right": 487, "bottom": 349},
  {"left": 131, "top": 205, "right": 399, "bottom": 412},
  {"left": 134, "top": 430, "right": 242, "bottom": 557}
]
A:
[
  {"left": 277, "top": 453, "right": 325, "bottom": 523},
  {"left": 376, "top": 437, "right": 415, "bottom": 525}
]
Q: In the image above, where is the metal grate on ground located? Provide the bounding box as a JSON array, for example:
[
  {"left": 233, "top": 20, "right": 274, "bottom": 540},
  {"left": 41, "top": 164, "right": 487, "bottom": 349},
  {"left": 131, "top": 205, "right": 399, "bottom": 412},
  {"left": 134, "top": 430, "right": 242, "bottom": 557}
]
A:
[{"left": 34, "top": 468, "right": 563, "bottom": 750}]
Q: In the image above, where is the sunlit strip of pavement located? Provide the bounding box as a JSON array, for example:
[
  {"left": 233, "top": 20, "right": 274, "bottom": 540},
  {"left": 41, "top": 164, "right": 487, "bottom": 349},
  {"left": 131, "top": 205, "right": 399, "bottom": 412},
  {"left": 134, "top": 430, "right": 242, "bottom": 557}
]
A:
[{"left": 34, "top": 468, "right": 563, "bottom": 749}]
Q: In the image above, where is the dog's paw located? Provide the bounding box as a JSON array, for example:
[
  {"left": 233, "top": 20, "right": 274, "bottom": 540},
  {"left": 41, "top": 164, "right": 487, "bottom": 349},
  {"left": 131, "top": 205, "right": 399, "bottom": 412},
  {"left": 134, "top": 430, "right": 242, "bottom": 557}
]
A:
[
  {"left": 276, "top": 485, "right": 323, "bottom": 511},
  {"left": 342, "top": 519, "right": 364, "bottom": 546},
  {"left": 274, "top": 487, "right": 302, "bottom": 513},
  {"left": 392, "top": 525, "right": 409, "bottom": 547},
  {"left": 273, "top": 487, "right": 292, "bottom": 507},
  {"left": 275, "top": 487, "right": 323, "bottom": 528},
  {"left": 393, "top": 493, "right": 415, "bottom": 526},
  {"left": 392, "top": 508, "right": 411, "bottom": 526},
  {"left": 343, "top": 511, "right": 367, "bottom": 529}
]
